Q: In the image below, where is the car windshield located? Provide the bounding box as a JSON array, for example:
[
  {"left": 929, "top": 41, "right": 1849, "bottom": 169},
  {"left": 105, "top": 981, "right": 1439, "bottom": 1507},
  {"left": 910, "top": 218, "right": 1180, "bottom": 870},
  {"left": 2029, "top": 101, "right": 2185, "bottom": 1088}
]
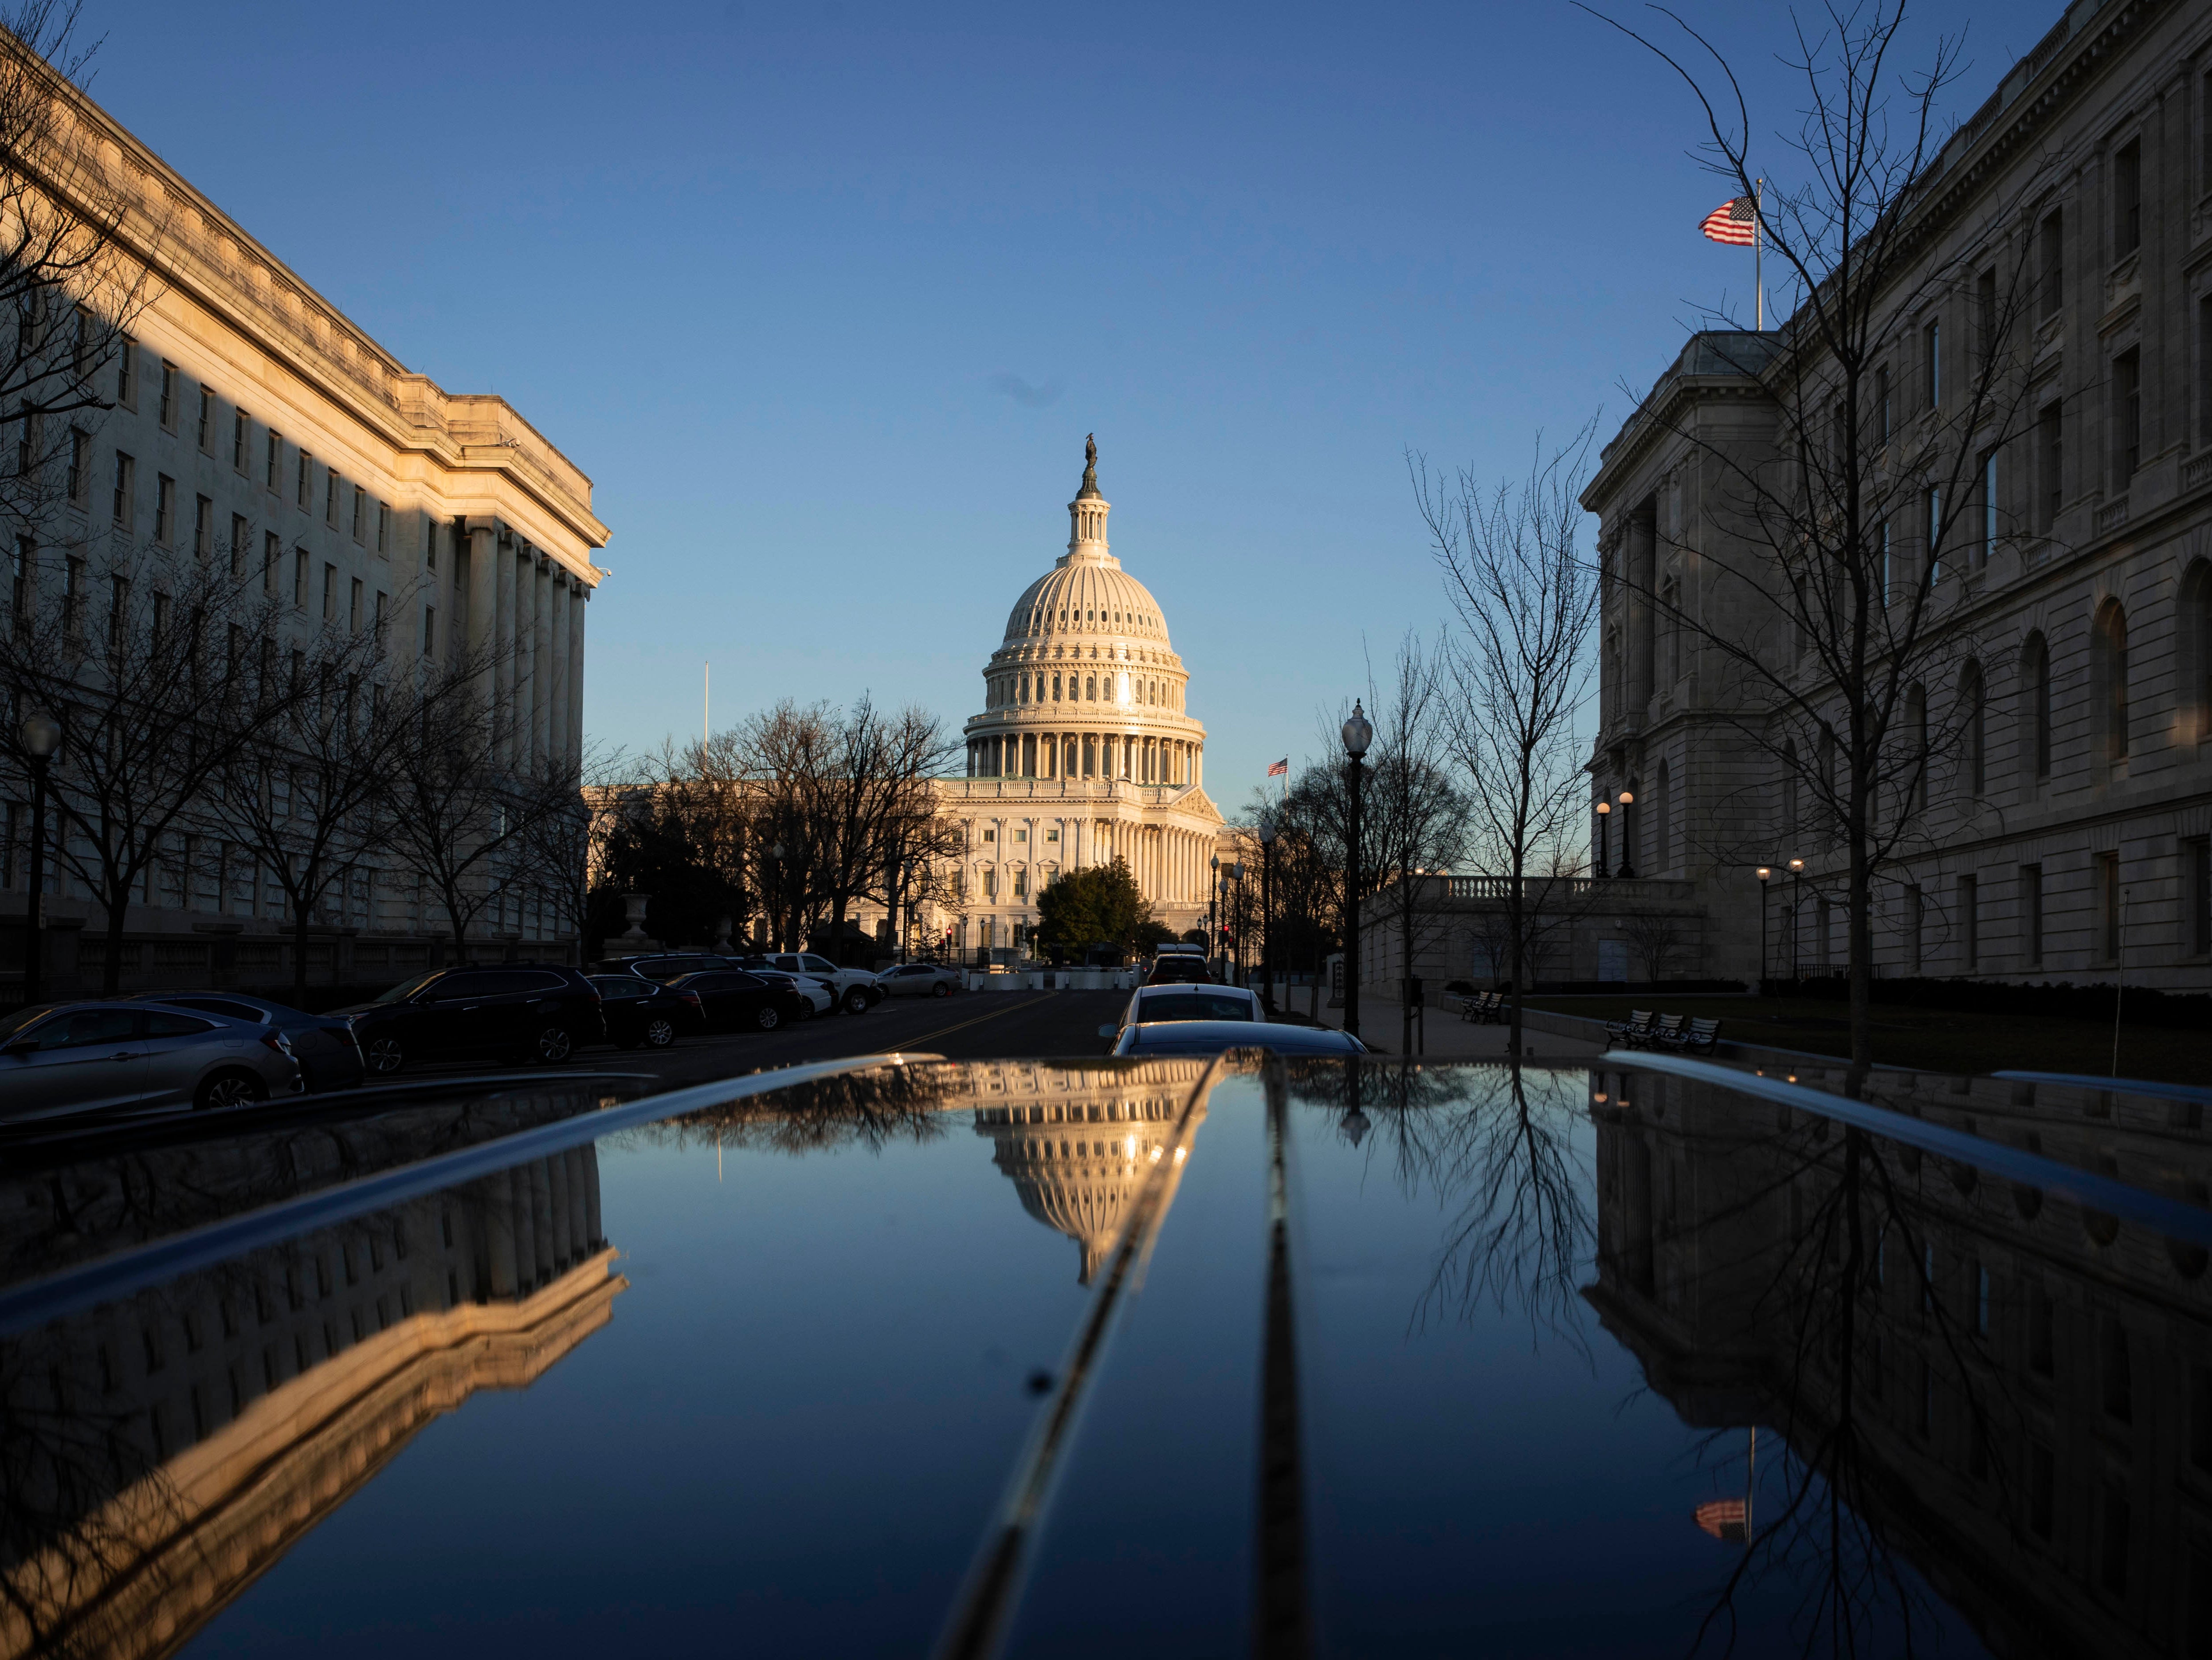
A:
[
  {"left": 374, "top": 972, "right": 443, "bottom": 1004},
  {"left": 1135, "top": 992, "right": 1255, "bottom": 1023}
]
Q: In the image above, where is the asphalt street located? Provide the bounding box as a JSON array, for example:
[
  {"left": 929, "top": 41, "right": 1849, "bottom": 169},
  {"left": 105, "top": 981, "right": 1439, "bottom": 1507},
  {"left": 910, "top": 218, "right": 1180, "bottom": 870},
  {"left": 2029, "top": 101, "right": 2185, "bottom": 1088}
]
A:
[{"left": 400, "top": 988, "right": 1133, "bottom": 1093}]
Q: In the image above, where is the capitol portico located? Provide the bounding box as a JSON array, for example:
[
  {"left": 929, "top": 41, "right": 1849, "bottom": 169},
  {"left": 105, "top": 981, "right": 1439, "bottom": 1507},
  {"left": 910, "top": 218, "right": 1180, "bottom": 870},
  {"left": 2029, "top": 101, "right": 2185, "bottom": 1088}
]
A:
[{"left": 933, "top": 441, "right": 1227, "bottom": 954}]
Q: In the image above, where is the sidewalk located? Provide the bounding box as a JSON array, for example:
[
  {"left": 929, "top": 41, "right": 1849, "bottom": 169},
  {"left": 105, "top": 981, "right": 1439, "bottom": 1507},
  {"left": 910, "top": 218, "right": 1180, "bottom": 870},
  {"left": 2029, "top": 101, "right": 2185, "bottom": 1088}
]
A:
[{"left": 1286, "top": 990, "right": 1607, "bottom": 1062}]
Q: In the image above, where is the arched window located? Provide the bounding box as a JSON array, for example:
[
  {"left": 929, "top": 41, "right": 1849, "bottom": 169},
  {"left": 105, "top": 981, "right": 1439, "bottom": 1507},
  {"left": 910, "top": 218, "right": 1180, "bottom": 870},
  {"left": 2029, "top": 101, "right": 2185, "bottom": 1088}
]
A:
[
  {"left": 1905, "top": 684, "right": 1928, "bottom": 812},
  {"left": 2092, "top": 599, "right": 2129, "bottom": 765},
  {"left": 2181, "top": 560, "right": 2212, "bottom": 746},
  {"left": 2020, "top": 631, "right": 2051, "bottom": 779},
  {"left": 1960, "top": 661, "right": 1985, "bottom": 796}
]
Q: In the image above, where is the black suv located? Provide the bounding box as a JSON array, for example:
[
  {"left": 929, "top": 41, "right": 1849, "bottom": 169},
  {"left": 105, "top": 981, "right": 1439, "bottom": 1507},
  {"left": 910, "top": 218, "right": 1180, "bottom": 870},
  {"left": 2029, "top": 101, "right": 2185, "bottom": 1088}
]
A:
[{"left": 337, "top": 966, "right": 606, "bottom": 1075}]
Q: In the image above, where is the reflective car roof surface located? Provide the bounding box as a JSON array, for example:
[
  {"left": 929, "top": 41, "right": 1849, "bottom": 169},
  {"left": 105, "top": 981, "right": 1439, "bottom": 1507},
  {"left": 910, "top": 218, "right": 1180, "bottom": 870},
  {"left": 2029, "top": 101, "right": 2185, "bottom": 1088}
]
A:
[{"left": 3, "top": 1055, "right": 2204, "bottom": 1658}]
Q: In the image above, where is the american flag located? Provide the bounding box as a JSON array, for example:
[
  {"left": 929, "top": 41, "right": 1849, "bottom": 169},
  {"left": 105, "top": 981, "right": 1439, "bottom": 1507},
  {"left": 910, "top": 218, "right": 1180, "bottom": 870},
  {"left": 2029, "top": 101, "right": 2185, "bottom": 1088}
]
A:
[
  {"left": 1701, "top": 195, "right": 1758, "bottom": 246},
  {"left": 1694, "top": 1498, "right": 1749, "bottom": 1541},
  {"left": 1267, "top": 757, "right": 1288, "bottom": 777}
]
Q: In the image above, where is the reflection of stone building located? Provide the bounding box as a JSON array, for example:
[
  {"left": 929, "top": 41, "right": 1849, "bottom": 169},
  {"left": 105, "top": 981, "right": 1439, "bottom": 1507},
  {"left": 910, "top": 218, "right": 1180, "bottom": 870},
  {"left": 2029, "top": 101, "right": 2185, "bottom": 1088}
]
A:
[
  {"left": 1, "top": 1146, "right": 621, "bottom": 1659},
  {"left": 1587, "top": 1063, "right": 2212, "bottom": 1656},
  {"left": 969, "top": 1060, "right": 1212, "bottom": 1280}
]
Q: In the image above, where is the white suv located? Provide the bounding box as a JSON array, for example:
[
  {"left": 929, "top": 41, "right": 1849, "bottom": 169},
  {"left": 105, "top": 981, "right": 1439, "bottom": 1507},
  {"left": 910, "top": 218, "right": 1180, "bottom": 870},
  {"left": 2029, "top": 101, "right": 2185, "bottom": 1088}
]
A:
[{"left": 762, "top": 952, "right": 885, "bottom": 1015}]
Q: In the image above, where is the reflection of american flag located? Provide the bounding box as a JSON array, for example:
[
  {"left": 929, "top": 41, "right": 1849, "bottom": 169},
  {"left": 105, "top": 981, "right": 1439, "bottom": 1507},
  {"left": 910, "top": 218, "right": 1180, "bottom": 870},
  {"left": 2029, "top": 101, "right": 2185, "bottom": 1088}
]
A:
[
  {"left": 1694, "top": 1498, "right": 1749, "bottom": 1541},
  {"left": 1267, "top": 757, "right": 1288, "bottom": 777},
  {"left": 1701, "top": 196, "right": 1757, "bottom": 245}
]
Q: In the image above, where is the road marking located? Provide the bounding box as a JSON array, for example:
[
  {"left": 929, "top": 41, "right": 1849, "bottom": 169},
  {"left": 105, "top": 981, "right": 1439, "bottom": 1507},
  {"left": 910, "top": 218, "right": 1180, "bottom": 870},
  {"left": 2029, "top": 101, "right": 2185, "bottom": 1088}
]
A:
[{"left": 901, "top": 994, "right": 1059, "bottom": 1050}]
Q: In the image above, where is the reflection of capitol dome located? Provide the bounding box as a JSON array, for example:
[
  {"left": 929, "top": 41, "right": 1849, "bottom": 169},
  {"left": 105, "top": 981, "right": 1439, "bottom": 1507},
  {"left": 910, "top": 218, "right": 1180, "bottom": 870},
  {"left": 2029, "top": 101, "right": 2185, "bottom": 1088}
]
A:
[{"left": 971, "top": 1061, "right": 1210, "bottom": 1283}]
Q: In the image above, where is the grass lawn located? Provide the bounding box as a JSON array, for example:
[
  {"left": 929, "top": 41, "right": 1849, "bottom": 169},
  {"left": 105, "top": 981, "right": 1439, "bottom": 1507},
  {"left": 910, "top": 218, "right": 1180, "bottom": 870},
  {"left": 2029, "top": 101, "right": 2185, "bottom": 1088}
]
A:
[{"left": 1524, "top": 993, "right": 2211, "bottom": 1086}]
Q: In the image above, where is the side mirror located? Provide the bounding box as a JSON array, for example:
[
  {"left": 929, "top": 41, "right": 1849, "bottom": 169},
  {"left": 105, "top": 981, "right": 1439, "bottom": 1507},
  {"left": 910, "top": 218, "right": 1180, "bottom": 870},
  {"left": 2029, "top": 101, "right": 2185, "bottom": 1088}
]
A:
[{"left": 1097, "top": 1024, "right": 1117, "bottom": 1039}]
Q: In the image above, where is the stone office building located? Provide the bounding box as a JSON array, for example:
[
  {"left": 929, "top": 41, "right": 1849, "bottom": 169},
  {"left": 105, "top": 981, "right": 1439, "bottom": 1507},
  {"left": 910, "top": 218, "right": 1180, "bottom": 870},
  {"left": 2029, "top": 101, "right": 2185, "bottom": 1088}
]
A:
[
  {"left": 1583, "top": 0, "right": 2212, "bottom": 991},
  {"left": 0, "top": 58, "right": 608, "bottom": 998}
]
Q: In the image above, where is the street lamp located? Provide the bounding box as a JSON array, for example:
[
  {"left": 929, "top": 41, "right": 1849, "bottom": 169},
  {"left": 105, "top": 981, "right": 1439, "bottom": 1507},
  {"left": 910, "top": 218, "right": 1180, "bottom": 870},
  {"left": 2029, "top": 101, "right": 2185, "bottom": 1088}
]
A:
[
  {"left": 1593, "top": 798, "right": 1611, "bottom": 879},
  {"left": 1755, "top": 867, "right": 1772, "bottom": 991},
  {"left": 1209, "top": 853, "right": 1220, "bottom": 971},
  {"left": 1613, "top": 789, "right": 1637, "bottom": 879},
  {"left": 1230, "top": 861, "right": 1246, "bottom": 984},
  {"left": 1257, "top": 811, "right": 1278, "bottom": 1013},
  {"left": 1341, "top": 699, "right": 1373, "bottom": 1037},
  {"left": 19, "top": 710, "right": 59, "bottom": 1006},
  {"left": 1787, "top": 857, "right": 1805, "bottom": 981}
]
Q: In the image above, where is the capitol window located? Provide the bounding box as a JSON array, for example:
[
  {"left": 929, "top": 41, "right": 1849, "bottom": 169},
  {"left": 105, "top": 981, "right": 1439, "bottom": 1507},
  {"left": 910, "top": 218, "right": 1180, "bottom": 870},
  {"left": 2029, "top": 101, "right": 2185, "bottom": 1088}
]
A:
[
  {"left": 982, "top": 829, "right": 995, "bottom": 842},
  {"left": 1046, "top": 829, "right": 1059, "bottom": 843},
  {"left": 1015, "top": 829, "right": 1027, "bottom": 842}
]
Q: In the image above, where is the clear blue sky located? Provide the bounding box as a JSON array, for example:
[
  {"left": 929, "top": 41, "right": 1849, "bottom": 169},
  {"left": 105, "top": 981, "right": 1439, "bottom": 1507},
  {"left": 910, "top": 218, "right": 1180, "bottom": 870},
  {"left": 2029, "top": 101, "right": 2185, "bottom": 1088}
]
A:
[{"left": 79, "top": 0, "right": 2022, "bottom": 812}]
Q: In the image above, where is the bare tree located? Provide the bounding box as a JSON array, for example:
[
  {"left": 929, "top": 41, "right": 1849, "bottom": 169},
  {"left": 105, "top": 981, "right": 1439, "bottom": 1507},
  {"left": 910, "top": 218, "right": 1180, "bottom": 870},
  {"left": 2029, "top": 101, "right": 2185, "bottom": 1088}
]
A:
[
  {"left": 1417, "top": 425, "right": 1602, "bottom": 1056},
  {"left": 0, "top": 543, "right": 294, "bottom": 992},
  {"left": 1589, "top": 1, "right": 2062, "bottom": 1076},
  {"left": 524, "top": 738, "right": 624, "bottom": 957}
]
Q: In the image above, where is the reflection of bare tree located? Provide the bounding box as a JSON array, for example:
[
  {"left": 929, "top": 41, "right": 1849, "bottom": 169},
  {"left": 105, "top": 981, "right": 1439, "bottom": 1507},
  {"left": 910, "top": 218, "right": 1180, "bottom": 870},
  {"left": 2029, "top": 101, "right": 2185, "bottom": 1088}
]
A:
[
  {"left": 1588, "top": 1070, "right": 2054, "bottom": 1659},
  {"left": 642, "top": 1061, "right": 965, "bottom": 1157}
]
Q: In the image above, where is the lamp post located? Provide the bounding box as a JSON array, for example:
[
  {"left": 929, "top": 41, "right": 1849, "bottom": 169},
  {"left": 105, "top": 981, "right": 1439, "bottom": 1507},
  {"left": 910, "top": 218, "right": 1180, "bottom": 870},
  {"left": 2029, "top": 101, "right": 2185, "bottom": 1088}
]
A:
[
  {"left": 1613, "top": 789, "right": 1637, "bottom": 879},
  {"left": 1209, "top": 853, "right": 1220, "bottom": 973},
  {"left": 1594, "top": 798, "right": 1611, "bottom": 878},
  {"left": 19, "top": 710, "right": 59, "bottom": 1006},
  {"left": 900, "top": 859, "right": 915, "bottom": 962},
  {"left": 1755, "top": 867, "right": 1772, "bottom": 992},
  {"left": 1341, "top": 699, "right": 1373, "bottom": 1038},
  {"left": 1787, "top": 857, "right": 1805, "bottom": 981},
  {"left": 1230, "top": 860, "right": 1246, "bottom": 984},
  {"left": 768, "top": 841, "right": 786, "bottom": 951},
  {"left": 1257, "top": 812, "right": 1278, "bottom": 1012}
]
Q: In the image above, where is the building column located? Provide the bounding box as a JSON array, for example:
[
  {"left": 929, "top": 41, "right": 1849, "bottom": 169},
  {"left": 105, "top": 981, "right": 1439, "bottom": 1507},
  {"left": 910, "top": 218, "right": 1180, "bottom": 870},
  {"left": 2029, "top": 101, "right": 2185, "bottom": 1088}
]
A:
[
  {"left": 568, "top": 587, "right": 587, "bottom": 770},
  {"left": 533, "top": 557, "right": 554, "bottom": 773},
  {"left": 548, "top": 575, "right": 572, "bottom": 773},
  {"left": 465, "top": 525, "right": 498, "bottom": 722}
]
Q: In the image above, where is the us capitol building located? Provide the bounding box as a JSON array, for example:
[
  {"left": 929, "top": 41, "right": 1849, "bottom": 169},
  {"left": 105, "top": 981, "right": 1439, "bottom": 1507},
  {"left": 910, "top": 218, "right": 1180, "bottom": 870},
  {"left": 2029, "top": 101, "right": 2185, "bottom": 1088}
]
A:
[{"left": 925, "top": 441, "right": 1227, "bottom": 954}]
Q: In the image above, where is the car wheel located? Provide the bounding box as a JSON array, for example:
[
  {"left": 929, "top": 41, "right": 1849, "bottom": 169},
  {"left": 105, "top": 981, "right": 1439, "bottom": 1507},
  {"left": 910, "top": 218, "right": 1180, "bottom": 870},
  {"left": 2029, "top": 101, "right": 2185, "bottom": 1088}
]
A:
[
  {"left": 794, "top": 999, "right": 815, "bottom": 1022},
  {"left": 755, "top": 1004, "right": 782, "bottom": 1031},
  {"left": 534, "top": 1024, "right": 574, "bottom": 1064},
  {"left": 364, "top": 1034, "right": 405, "bottom": 1075},
  {"left": 932, "top": 980, "right": 953, "bottom": 997},
  {"left": 842, "top": 986, "right": 870, "bottom": 1015},
  {"left": 645, "top": 1016, "right": 677, "bottom": 1048},
  {"left": 196, "top": 1069, "right": 267, "bottom": 1111}
]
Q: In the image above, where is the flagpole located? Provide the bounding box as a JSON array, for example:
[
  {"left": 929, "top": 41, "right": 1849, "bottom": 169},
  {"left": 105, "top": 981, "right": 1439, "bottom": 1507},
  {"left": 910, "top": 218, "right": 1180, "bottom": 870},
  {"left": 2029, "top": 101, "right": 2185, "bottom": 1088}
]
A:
[{"left": 1754, "top": 177, "right": 1764, "bottom": 331}]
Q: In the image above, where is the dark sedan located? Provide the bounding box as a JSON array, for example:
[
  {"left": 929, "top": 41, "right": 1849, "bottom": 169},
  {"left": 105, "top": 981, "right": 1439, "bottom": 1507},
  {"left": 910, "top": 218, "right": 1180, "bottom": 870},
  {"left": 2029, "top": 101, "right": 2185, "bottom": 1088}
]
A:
[
  {"left": 1144, "top": 956, "right": 1214, "bottom": 985},
  {"left": 335, "top": 965, "right": 607, "bottom": 1075},
  {"left": 663, "top": 969, "right": 807, "bottom": 1033},
  {"left": 586, "top": 976, "right": 705, "bottom": 1048},
  {"left": 123, "top": 991, "right": 365, "bottom": 1091}
]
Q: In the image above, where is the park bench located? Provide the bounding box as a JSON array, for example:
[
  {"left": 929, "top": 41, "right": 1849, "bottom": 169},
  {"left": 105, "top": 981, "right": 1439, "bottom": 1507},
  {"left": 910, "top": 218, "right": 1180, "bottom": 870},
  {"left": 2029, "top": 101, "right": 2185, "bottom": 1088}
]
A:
[
  {"left": 1659, "top": 1016, "right": 1723, "bottom": 1055},
  {"left": 1604, "top": 1009, "right": 1655, "bottom": 1047},
  {"left": 1647, "top": 1013, "right": 1688, "bottom": 1050},
  {"left": 1459, "top": 989, "right": 1503, "bottom": 1024}
]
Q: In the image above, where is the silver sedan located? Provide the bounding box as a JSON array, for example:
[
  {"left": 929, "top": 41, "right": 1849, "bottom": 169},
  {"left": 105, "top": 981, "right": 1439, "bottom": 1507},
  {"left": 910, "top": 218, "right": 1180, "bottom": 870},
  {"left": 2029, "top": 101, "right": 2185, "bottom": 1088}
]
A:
[
  {"left": 873, "top": 961, "right": 962, "bottom": 999},
  {"left": 0, "top": 1001, "right": 305, "bottom": 1122}
]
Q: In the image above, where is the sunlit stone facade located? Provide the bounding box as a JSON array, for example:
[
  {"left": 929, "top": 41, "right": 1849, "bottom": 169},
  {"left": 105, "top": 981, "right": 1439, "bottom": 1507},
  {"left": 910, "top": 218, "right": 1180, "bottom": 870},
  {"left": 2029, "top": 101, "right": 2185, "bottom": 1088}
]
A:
[{"left": 930, "top": 447, "right": 1226, "bottom": 953}]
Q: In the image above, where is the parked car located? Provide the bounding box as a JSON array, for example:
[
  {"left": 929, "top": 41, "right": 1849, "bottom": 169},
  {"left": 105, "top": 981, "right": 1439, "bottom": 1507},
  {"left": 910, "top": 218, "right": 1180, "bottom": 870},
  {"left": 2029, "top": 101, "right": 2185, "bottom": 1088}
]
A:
[
  {"left": 746, "top": 968, "right": 833, "bottom": 1020},
  {"left": 586, "top": 976, "right": 705, "bottom": 1048},
  {"left": 593, "top": 953, "right": 742, "bottom": 982},
  {"left": 1108, "top": 1020, "right": 1368, "bottom": 1059},
  {"left": 0, "top": 1000, "right": 305, "bottom": 1119},
  {"left": 1144, "top": 955, "right": 1214, "bottom": 986},
  {"left": 875, "top": 961, "right": 962, "bottom": 999},
  {"left": 122, "top": 991, "right": 365, "bottom": 1092},
  {"left": 663, "top": 970, "right": 808, "bottom": 1033},
  {"left": 335, "top": 966, "right": 606, "bottom": 1075},
  {"left": 1102, "top": 983, "right": 1263, "bottom": 1048},
  {"left": 750, "top": 952, "right": 883, "bottom": 1014}
]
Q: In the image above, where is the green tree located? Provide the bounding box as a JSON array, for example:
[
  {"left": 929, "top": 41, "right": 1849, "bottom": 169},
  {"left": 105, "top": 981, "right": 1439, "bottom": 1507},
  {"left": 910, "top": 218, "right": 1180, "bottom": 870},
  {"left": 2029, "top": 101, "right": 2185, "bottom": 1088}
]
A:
[{"left": 1035, "top": 857, "right": 1160, "bottom": 958}]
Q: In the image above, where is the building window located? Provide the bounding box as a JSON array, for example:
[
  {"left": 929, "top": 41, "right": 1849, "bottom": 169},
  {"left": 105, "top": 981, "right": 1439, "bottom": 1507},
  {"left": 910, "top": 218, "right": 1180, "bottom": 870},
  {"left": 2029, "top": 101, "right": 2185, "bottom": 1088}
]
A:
[
  {"left": 230, "top": 513, "right": 248, "bottom": 577},
  {"left": 374, "top": 589, "right": 386, "bottom": 644},
  {"left": 2038, "top": 209, "right": 2063, "bottom": 319},
  {"left": 233, "top": 410, "right": 248, "bottom": 471},
  {"left": 2093, "top": 600, "right": 2129, "bottom": 764},
  {"left": 194, "top": 494, "right": 212, "bottom": 559},
  {"left": 296, "top": 451, "right": 310, "bottom": 510},
  {"left": 2111, "top": 348, "right": 2141, "bottom": 483},
  {"left": 293, "top": 549, "right": 307, "bottom": 607},
  {"left": 376, "top": 502, "right": 388, "bottom": 553},
  {"left": 325, "top": 468, "right": 338, "bottom": 526},
  {"left": 2038, "top": 403, "right": 2061, "bottom": 530},
  {"left": 115, "top": 338, "right": 135, "bottom": 406},
  {"left": 422, "top": 605, "right": 436, "bottom": 657},
  {"left": 1926, "top": 487, "right": 1943, "bottom": 584},
  {"left": 263, "top": 531, "right": 279, "bottom": 594},
  {"left": 2022, "top": 864, "right": 2043, "bottom": 967},
  {"left": 1979, "top": 449, "right": 1997, "bottom": 564},
  {"left": 2113, "top": 138, "right": 2141, "bottom": 261},
  {"left": 2183, "top": 838, "right": 2210, "bottom": 958},
  {"left": 157, "top": 361, "right": 176, "bottom": 429},
  {"left": 67, "top": 428, "right": 86, "bottom": 502},
  {"left": 1924, "top": 317, "right": 1940, "bottom": 408},
  {"left": 197, "top": 385, "right": 213, "bottom": 451},
  {"left": 1959, "top": 873, "right": 1978, "bottom": 969},
  {"left": 111, "top": 451, "right": 133, "bottom": 526},
  {"left": 349, "top": 576, "right": 361, "bottom": 632},
  {"left": 153, "top": 472, "right": 173, "bottom": 543},
  {"left": 267, "top": 430, "right": 280, "bottom": 490},
  {"left": 424, "top": 514, "right": 437, "bottom": 572},
  {"left": 2021, "top": 630, "right": 2051, "bottom": 780},
  {"left": 323, "top": 563, "right": 337, "bottom": 622}
]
